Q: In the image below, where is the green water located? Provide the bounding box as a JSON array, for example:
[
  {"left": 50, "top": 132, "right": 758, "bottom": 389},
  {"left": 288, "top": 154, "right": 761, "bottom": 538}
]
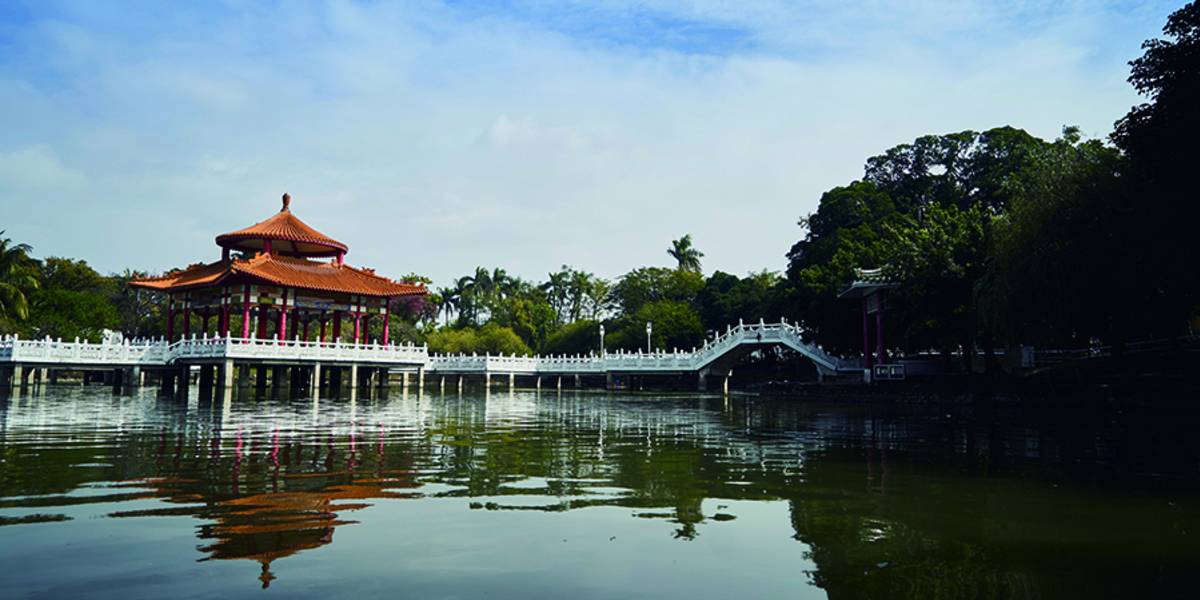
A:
[{"left": 0, "top": 385, "right": 1197, "bottom": 599}]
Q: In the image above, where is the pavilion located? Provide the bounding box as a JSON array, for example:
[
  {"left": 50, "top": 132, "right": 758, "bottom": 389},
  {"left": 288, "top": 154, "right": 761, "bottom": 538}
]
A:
[
  {"left": 131, "top": 194, "right": 426, "bottom": 346},
  {"left": 838, "top": 268, "right": 899, "bottom": 381}
]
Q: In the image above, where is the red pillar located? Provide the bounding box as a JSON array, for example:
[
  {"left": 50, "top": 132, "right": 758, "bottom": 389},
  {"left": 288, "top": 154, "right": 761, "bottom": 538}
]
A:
[
  {"left": 166, "top": 294, "right": 175, "bottom": 342},
  {"left": 319, "top": 311, "right": 327, "bottom": 343},
  {"left": 200, "top": 308, "right": 209, "bottom": 337},
  {"left": 303, "top": 320, "right": 311, "bottom": 341},
  {"left": 183, "top": 308, "right": 192, "bottom": 339},
  {"left": 278, "top": 288, "right": 288, "bottom": 342},
  {"left": 333, "top": 310, "right": 342, "bottom": 342},
  {"left": 876, "top": 291, "right": 886, "bottom": 366},
  {"left": 382, "top": 313, "right": 389, "bottom": 346},
  {"left": 862, "top": 297, "right": 873, "bottom": 369},
  {"left": 353, "top": 313, "right": 362, "bottom": 345},
  {"left": 241, "top": 286, "right": 251, "bottom": 339},
  {"left": 258, "top": 306, "right": 268, "bottom": 340}
]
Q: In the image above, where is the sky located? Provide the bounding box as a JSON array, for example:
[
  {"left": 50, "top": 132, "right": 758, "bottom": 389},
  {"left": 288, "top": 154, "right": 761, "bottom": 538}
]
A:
[{"left": 0, "top": 0, "right": 1184, "bottom": 290}]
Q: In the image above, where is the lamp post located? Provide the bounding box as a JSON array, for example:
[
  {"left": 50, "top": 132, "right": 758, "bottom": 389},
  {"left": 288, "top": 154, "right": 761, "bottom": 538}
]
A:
[
  {"left": 599, "top": 324, "right": 605, "bottom": 357},
  {"left": 645, "top": 322, "right": 652, "bottom": 354}
]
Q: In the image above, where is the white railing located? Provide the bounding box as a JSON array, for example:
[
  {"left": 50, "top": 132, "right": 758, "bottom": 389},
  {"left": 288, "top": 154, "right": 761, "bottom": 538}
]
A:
[
  {"left": 0, "top": 335, "right": 169, "bottom": 366},
  {"left": 2, "top": 320, "right": 860, "bottom": 374},
  {"left": 0, "top": 334, "right": 428, "bottom": 366},
  {"left": 170, "top": 334, "right": 430, "bottom": 364},
  {"left": 426, "top": 319, "right": 858, "bottom": 374}
]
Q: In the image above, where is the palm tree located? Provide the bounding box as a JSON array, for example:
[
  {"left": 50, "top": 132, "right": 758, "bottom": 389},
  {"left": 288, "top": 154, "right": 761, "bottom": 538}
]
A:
[
  {"left": 0, "top": 231, "right": 39, "bottom": 323},
  {"left": 436, "top": 286, "right": 460, "bottom": 326},
  {"left": 668, "top": 234, "right": 704, "bottom": 274}
]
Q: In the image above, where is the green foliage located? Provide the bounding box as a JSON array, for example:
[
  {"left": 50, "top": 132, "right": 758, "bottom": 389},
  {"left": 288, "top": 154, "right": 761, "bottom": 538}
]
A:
[
  {"left": 667, "top": 234, "right": 704, "bottom": 273},
  {"left": 1112, "top": 1, "right": 1200, "bottom": 332},
  {"left": 542, "top": 319, "right": 602, "bottom": 356},
  {"left": 427, "top": 323, "right": 533, "bottom": 356},
  {"left": 784, "top": 181, "right": 899, "bottom": 354},
  {"left": 605, "top": 300, "right": 704, "bottom": 352},
  {"left": 490, "top": 292, "right": 557, "bottom": 352},
  {"left": 864, "top": 126, "right": 1046, "bottom": 213},
  {"left": 610, "top": 267, "right": 704, "bottom": 317},
  {"left": 983, "top": 130, "right": 1136, "bottom": 346},
  {"left": 882, "top": 203, "right": 989, "bottom": 350},
  {"left": 697, "top": 270, "right": 781, "bottom": 333},
  {"left": 0, "top": 232, "right": 39, "bottom": 326},
  {"left": 22, "top": 289, "right": 118, "bottom": 342},
  {"left": 39, "top": 257, "right": 110, "bottom": 294},
  {"left": 541, "top": 265, "right": 612, "bottom": 324},
  {"left": 106, "top": 269, "right": 165, "bottom": 338}
]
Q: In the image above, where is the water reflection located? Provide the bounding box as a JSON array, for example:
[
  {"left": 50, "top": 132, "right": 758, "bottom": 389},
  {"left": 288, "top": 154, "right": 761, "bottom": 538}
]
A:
[{"left": 0, "top": 385, "right": 1198, "bottom": 599}]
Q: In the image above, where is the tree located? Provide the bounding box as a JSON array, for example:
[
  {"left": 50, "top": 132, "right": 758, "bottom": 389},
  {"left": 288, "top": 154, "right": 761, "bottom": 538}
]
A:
[
  {"left": 23, "top": 289, "right": 119, "bottom": 342},
  {"left": 783, "top": 182, "right": 899, "bottom": 354},
  {"left": 107, "top": 269, "right": 165, "bottom": 338},
  {"left": 610, "top": 267, "right": 703, "bottom": 318},
  {"left": 983, "top": 128, "right": 1138, "bottom": 348},
  {"left": 882, "top": 203, "right": 989, "bottom": 369},
  {"left": 39, "top": 257, "right": 109, "bottom": 294},
  {"left": 668, "top": 234, "right": 704, "bottom": 273},
  {"left": 427, "top": 323, "right": 533, "bottom": 356},
  {"left": 696, "top": 270, "right": 781, "bottom": 333},
  {"left": 0, "top": 232, "right": 39, "bottom": 325},
  {"left": 604, "top": 300, "right": 705, "bottom": 353},
  {"left": 1112, "top": 1, "right": 1200, "bottom": 333},
  {"left": 864, "top": 127, "right": 1046, "bottom": 214}
]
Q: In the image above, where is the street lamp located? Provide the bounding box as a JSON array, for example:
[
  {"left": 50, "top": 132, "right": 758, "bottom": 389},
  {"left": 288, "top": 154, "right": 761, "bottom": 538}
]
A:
[
  {"left": 645, "top": 322, "right": 652, "bottom": 354},
  {"left": 599, "top": 324, "right": 605, "bottom": 357}
]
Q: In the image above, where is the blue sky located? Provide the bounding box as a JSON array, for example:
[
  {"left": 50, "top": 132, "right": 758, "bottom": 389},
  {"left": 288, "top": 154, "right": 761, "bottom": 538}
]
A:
[{"left": 0, "top": 0, "right": 1183, "bottom": 289}]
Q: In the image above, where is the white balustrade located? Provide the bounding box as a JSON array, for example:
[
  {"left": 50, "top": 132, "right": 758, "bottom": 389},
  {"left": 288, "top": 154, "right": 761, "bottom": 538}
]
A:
[{"left": 1, "top": 319, "right": 858, "bottom": 374}]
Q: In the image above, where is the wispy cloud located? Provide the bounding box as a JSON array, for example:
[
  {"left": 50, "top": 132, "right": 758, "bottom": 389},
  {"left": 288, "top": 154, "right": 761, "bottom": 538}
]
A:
[{"left": 0, "top": 0, "right": 1181, "bottom": 286}]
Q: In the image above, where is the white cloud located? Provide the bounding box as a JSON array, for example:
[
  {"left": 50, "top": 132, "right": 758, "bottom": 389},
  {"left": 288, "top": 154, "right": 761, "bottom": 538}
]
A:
[
  {"left": 0, "top": 0, "right": 1182, "bottom": 287},
  {"left": 0, "top": 144, "right": 88, "bottom": 195}
]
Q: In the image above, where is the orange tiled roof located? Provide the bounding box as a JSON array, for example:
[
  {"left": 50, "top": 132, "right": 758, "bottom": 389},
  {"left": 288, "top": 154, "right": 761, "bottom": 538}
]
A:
[
  {"left": 129, "top": 254, "right": 427, "bottom": 298},
  {"left": 216, "top": 194, "right": 348, "bottom": 258}
]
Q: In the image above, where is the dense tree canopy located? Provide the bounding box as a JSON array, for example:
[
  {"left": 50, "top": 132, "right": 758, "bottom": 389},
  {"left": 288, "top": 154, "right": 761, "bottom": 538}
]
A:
[{"left": 0, "top": 232, "right": 38, "bottom": 326}]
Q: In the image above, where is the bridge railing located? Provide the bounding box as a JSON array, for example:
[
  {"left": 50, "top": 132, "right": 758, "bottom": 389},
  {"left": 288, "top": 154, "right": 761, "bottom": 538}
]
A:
[
  {"left": 170, "top": 334, "right": 430, "bottom": 364},
  {"left": 429, "top": 353, "right": 540, "bottom": 373},
  {"left": 1, "top": 334, "right": 169, "bottom": 365},
  {"left": 3, "top": 321, "right": 860, "bottom": 373}
]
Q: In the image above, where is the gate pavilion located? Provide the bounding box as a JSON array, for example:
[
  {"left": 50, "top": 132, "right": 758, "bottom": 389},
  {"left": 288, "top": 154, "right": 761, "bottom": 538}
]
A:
[{"left": 130, "top": 194, "right": 426, "bottom": 345}]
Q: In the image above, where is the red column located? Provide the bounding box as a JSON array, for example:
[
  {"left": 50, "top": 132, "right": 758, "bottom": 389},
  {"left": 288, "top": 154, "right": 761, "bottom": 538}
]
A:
[
  {"left": 166, "top": 294, "right": 175, "bottom": 342},
  {"left": 303, "top": 320, "right": 311, "bottom": 341},
  {"left": 200, "top": 308, "right": 209, "bottom": 336},
  {"left": 278, "top": 289, "right": 288, "bottom": 343},
  {"left": 319, "top": 311, "right": 327, "bottom": 343},
  {"left": 183, "top": 308, "right": 192, "bottom": 339},
  {"left": 258, "top": 306, "right": 268, "bottom": 340},
  {"left": 862, "top": 297, "right": 872, "bottom": 369},
  {"left": 876, "top": 291, "right": 886, "bottom": 366},
  {"left": 333, "top": 310, "right": 342, "bottom": 342},
  {"left": 382, "top": 312, "right": 389, "bottom": 346},
  {"left": 352, "top": 296, "right": 362, "bottom": 344},
  {"left": 241, "top": 285, "right": 251, "bottom": 339}
]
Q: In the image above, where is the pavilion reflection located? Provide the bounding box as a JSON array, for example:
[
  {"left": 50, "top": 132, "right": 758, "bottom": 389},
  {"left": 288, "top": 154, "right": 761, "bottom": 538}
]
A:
[{"left": 109, "top": 426, "right": 422, "bottom": 588}]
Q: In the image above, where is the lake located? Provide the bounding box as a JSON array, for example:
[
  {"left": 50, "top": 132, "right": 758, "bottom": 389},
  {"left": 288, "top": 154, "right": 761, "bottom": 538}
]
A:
[{"left": 1, "top": 384, "right": 1197, "bottom": 599}]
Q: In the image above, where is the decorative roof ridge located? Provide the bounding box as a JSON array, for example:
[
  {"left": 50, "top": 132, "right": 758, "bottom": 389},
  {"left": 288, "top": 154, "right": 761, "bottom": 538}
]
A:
[
  {"left": 215, "top": 194, "right": 348, "bottom": 254},
  {"left": 131, "top": 261, "right": 219, "bottom": 283}
]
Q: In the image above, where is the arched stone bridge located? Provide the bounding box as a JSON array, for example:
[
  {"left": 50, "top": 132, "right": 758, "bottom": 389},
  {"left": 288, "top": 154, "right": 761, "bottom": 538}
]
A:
[{"left": 2, "top": 320, "right": 859, "bottom": 392}]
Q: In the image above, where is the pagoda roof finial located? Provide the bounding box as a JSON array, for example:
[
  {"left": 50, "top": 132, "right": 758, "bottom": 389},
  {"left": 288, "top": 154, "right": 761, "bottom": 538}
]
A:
[{"left": 215, "top": 193, "right": 348, "bottom": 258}]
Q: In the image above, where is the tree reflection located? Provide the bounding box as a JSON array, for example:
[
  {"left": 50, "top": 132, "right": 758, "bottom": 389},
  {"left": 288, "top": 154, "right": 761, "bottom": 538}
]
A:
[{"left": 3, "top": 390, "right": 1199, "bottom": 597}]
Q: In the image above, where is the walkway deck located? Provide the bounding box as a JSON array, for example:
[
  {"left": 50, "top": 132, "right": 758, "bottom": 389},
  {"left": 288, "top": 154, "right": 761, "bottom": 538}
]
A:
[{"left": 2, "top": 319, "right": 859, "bottom": 390}]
